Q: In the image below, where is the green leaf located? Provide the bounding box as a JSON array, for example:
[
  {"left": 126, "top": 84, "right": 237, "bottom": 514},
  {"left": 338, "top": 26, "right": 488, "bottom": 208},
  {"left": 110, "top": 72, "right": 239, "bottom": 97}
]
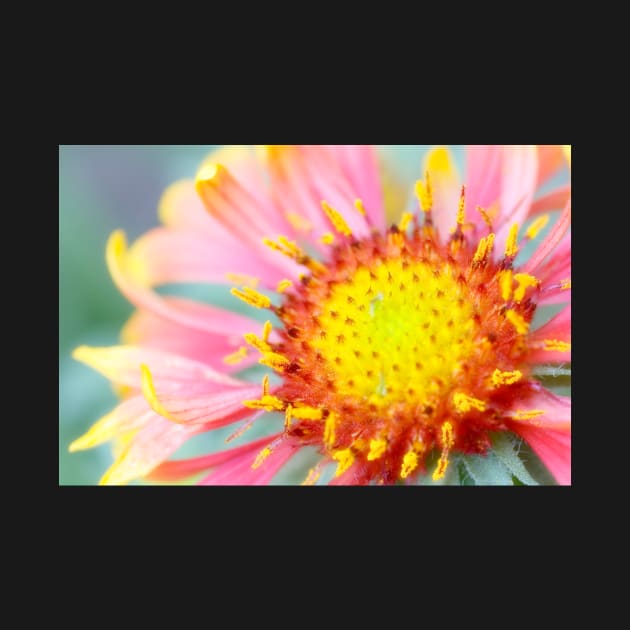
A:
[
  {"left": 491, "top": 433, "right": 539, "bottom": 486},
  {"left": 461, "top": 451, "right": 515, "bottom": 485}
]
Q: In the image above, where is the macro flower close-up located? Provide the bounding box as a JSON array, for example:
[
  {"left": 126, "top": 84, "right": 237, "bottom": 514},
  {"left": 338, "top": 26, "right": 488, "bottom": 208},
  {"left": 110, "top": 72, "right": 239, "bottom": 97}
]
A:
[{"left": 63, "top": 145, "right": 571, "bottom": 486}]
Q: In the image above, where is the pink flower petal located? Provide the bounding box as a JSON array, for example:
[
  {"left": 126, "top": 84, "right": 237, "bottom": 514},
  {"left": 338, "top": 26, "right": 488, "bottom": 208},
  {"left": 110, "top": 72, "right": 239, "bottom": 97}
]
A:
[
  {"left": 464, "top": 145, "right": 503, "bottom": 229},
  {"left": 523, "top": 198, "right": 571, "bottom": 274},
  {"left": 199, "top": 436, "right": 296, "bottom": 485},
  {"left": 494, "top": 146, "right": 539, "bottom": 256},
  {"left": 128, "top": 226, "right": 288, "bottom": 288},
  {"left": 146, "top": 433, "right": 280, "bottom": 482},
  {"left": 328, "top": 145, "right": 385, "bottom": 229},
  {"left": 506, "top": 388, "right": 571, "bottom": 432},
  {"left": 511, "top": 426, "right": 571, "bottom": 485},
  {"left": 122, "top": 299, "right": 260, "bottom": 372},
  {"left": 100, "top": 415, "right": 202, "bottom": 485},
  {"left": 528, "top": 305, "right": 571, "bottom": 364},
  {"left": 263, "top": 145, "right": 372, "bottom": 243},
  {"left": 72, "top": 345, "right": 247, "bottom": 392},
  {"left": 423, "top": 146, "right": 461, "bottom": 241}
]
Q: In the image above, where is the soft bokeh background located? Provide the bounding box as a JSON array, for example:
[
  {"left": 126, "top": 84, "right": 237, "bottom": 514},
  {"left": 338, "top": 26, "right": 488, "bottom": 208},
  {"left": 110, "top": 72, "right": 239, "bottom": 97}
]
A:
[{"left": 59, "top": 145, "right": 568, "bottom": 485}]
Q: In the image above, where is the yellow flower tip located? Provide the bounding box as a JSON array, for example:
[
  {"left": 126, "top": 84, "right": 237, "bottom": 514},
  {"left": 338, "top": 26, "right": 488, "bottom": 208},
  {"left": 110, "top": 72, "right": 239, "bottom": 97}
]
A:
[
  {"left": 222, "top": 346, "right": 248, "bottom": 365},
  {"left": 398, "top": 212, "right": 414, "bottom": 232},
  {"left": 504, "top": 223, "right": 519, "bottom": 258},
  {"left": 414, "top": 180, "right": 432, "bottom": 212},
  {"left": 432, "top": 455, "right": 450, "bottom": 481},
  {"left": 525, "top": 214, "right": 550, "bottom": 240},
  {"left": 276, "top": 279, "right": 293, "bottom": 293},
  {"left": 441, "top": 421, "right": 455, "bottom": 449},
  {"left": 426, "top": 146, "right": 455, "bottom": 175},
  {"left": 252, "top": 446, "right": 273, "bottom": 470},
  {"left": 400, "top": 450, "right": 419, "bottom": 479},
  {"left": 231, "top": 287, "right": 271, "bottom": 309},
  {"left": 491, "top": 369, "right": 523, "bottom": 387},
  {"left": 302, "top": 466, "right": 321, "bottom": 486},
  {"left": 354, "top": 198, "right": 367, "bottom": 216},
  {"left": 367, "top": 438, "right": 387, "bottom": 461},
  {"left": 321, "top": 200, "right": 352, "bottom": 237},
  {"left": 499, "top": 269, "right": 513, "bottom": 301},
  {"left": 453, "top": 392, "right": 487, "bottom": 413},
  {"left": 333, "top": 449, "right": 355, "bottom": 477},
  {"left": 563, "top": 145, "right": 571, "bottom": 166},
  {"left": 320, "top": 232, "right": 335, "bottom": 245},
  {"left": 195, "top": 162, "right": 221, "bottom": 185},
  {"left": 505, "top": 309, "right": 529, "bottom": 335},
  {"left": 157, "top": 179, "right": 192, "bottom": 226},
  {"left": 106, "top": 229, "right": 128, "bottom": 268},
  {"left": 140, "top": 363, "right": 179, "bottom": 423}
]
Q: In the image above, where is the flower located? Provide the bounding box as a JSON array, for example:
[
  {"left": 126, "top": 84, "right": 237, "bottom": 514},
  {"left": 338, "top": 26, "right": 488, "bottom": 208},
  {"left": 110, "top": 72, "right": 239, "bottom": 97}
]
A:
[{"left": 69, "top": 145, "right": 571, "bottom": 485}]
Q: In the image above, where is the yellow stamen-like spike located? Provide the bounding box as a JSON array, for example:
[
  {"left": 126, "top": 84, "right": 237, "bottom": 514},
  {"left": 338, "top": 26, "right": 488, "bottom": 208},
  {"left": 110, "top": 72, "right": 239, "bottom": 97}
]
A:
[
  {"left": 504, "top": 223, "right": 519, "bottom": 258},
  {"left": 354, "top": 198, "right": 367, "bottom": 216},
  {"left": 195, "top": 162, "right": 221, "bottom": 184},
  {"left": 262, "top": 374, "right": 270, "bottom": 396},
  {"left": 259, "top": 352, "right": 290, "bottom": 371},
  {"left": 225, "top": 273, "right": 259, "bottom": 288},
  {"left": 320, "top": 232, "right": 335, "bottom": 245},
  {"left": 441, "top": 421, "right": 455, "bottom": 449},
  {"left": 456, "top": 187, "right": 466, "bottom": 226},
  {"left": 505, "top": 309, "right": 529, "bottom": 334},
  {"left": 400, "top": 450, "right": 419, "bottom": 479},
  {"left": 453, "top": 392, "right": 487, "bottom": 413},
  {"left": 252, "top": 446, "right": 273, "bottom": 470},
  {"left": 302, "top": 466, "right": 321, "bottom": 486},
  {"left": 398, "top": 212, "right": 413, "bottom": 232},
  {"left": 415, "top": 179, "right": 432, "bottom": 212},
  {"left": 277, "top": 279, "right": 293, "bottom": 293},
  {"left": 499, "top": 269, "right": 513, "bottom": 301},
  {"left": 526, "top": 214, "right": 550, "bottom": 240},
  {"left": 243, "top": 395, "right": 285, "bottom": 412},
  {"left": 367, "top": 438, "right": 387, "bottom": 461},
  {"left": 323, "top": 412, "right": 336, "bottom": 447},
  {"left": 284, "top": 404, "right": 293, "bottom": 428},
  {"left": 472, "top": 233, "right": 495, "bottom": 265},
  {"left": 244, "top": 332, "right": 271, "bottom": 354},
  {"left": 321, "top": 201, "right": 352, "bottom": 237},
  {"left": 231, "top": 287, "right": 271, "bottom": 309},
  {"left": 286, "top": 212, "right": 312, "bottom": 232},
  {"left": 68, "top": 409, "right": 121, "bottom": 452},
  {"left": 263, "top": 236, "right": 327, "bottom": 275},
  {"left": 432, "top": 454, "right": 450, "bottom": 481},
  {"left": 223, "top": 346, "right": 248, "bottom": 365},
  {"left": 491, "top": 369, "right": 523, "bottom": 387},
  {"left": 511, "top": 409, "right": 546, "bottom": 421},
  {"left": 262, "top": 321, "right": 272, "bottom": 344},
  {"left": 543, "top": 339, "right": 571, "bottom": 352},
  {"left": 290, "top": 406, "right": 323, "bottom": 420},
  {"left": 476, "top": 206, "right": 493, "bottom": 229},
  {"left": 513, "top": 273, "right": 539, "bottom": 302},
  {"left": 561, "top": 278, "right": 571, "bottom": 290},
  {"left": 333, "top": 449, "right": 355, "bottom": 477},
  {"left": 140, "top": 364, "right": 178, "bottom": 423}
]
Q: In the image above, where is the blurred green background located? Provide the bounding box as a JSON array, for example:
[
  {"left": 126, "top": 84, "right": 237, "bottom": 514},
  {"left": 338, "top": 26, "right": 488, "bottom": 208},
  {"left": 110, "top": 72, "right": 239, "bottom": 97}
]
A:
[
  {"left": 59, "top": 146, "right": 568, "bottom": 485},
  {"left": 59, "top": 145, "right": 433, "bottom": 485}
]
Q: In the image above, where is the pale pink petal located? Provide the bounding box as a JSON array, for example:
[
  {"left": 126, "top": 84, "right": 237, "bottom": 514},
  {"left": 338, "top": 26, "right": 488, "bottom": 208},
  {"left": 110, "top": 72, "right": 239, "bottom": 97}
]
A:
[
  {"left": 122, "top": 300, "right": 260, "bottom": 372},
  {"left": 328, "top": 145, "right": 385, "bottom": 229},
  {"left": 195, "top": 162, "right": 302, "bottom": 275},
  {"left": 142, "top": 381, "right": 261, "bottom": 426},
  {"left": 158, "top": 179, "right": 238, "bottom": 241},
  {"left": 494, "top": 146, "right": 539, "bottom": 257},
  {"left": 101, "top": 416, "right": 202, "bottom": 485},
  {"left": 146, "top": 433, "right": 278, "bottom": 482},
  {"left": 199, "top": 435, "right": 295, "bottom": 485},
  {"left": 69, "top": 396, "right": 155, "bottom": 452},
  {"left": 464, "top": 145, "right": 503, "bottom": 229},
  {"left": 528, "top": 305, "right": 571, "bottom": 364},
  {"left": 73, "top": 345, "right": 247, "bottom": 392},
  {"left": 106, "top": 231, "right": 282, "bottom": 338},
  {"left": 523, "top": 199, "right": 571, "bottom": 274},
  {"left": 127, "top": 227, "right": 287, "bottom": 288},
  {"left": 263, "top": 145, "right": 372, "bottom": 243},
  {"left": 535, "top": 232, "right": 571, "bottom": 306},
  {"left": 511, "top": 426, "right": 571, "bottom": 485},
  {"left": 423, "top": 146, "right": 461, "bottom": 241}
]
